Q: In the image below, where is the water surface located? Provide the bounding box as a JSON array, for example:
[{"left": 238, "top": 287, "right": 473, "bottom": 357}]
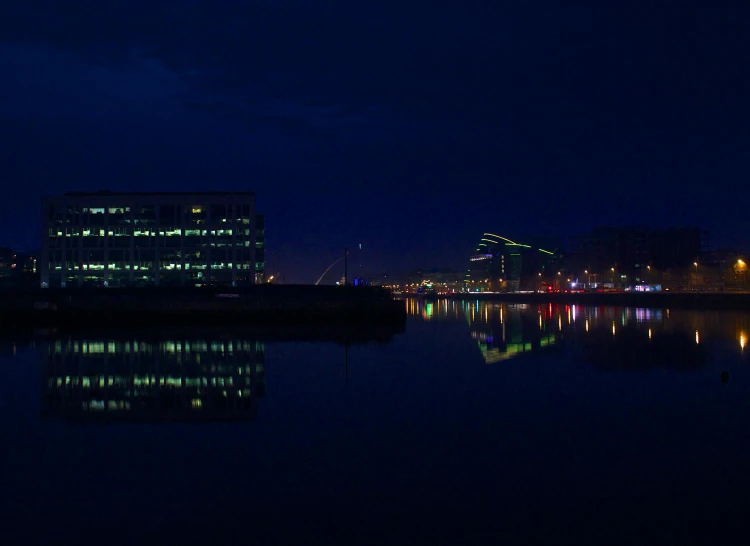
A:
[{"left": 2, "top": 300, "right": 750, "bottom": 545}]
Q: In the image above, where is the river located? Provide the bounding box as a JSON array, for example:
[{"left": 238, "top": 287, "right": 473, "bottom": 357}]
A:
[{"left": 2, "top": 299, "right": 749, "bottom": 544}]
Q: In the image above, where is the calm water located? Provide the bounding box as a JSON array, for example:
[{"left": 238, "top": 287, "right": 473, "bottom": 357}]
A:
[{"left": 2, "top": 300, "right": 750, "bottom": 545}]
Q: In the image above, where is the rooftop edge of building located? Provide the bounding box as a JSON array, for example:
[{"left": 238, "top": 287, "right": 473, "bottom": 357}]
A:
[{"left": 58, "top": 191, "right": 255, "bottom": 197}]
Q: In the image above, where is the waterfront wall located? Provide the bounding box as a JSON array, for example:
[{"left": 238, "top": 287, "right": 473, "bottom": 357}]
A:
[
  {"left": 428, "top": 291, "right": 750, "bottom": 311},
  {"left": 0, "top": 285, "right": 406, "bottom": 326}
]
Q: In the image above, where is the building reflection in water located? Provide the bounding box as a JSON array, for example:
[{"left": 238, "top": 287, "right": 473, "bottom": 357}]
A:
[
  {"left": 407, "top": 298, "right": 750, "bottom": 369},
  {"left": 42, "top": 338, "right": 265, "bottom": 422},
  {"left": 410, "top": 299, "right": 558, "bottom": 364}
]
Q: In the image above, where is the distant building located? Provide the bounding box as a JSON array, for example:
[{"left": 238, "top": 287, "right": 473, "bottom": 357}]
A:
[
  {"left": 649, "top": 227, "right": 709, "bottom": 270},
  {"left": 568, "top": 226, "right": 650, "bottom": 279},
  {"left": 390, "top": 267, "right": 464, "bottom": 292},
  {"left": 0, "top": 248, "right": 38, "bottom": 285},
  {"left": 0, "top": 247, "right": 11, "bottom": 279},
  {"left": 566, "top": 226, "right": 709, "bottom": 284},
  {"left": 467, "top": 233, "right": 559, "bottom": 292},
  {"left": 705, "top": 248, "right": 748, "bottom": 292},
  {"left": 41, "top": 191, "right": 262, "bottom": 288}
]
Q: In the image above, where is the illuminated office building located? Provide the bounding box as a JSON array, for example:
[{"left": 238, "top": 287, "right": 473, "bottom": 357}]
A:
[
  {"left": 42, "top": 337, "right": 266, "bottom": 422},
  {"left": 41, "top": 191, "right": 260, "bottom": 287},
  {"left": 467, "top": 233, "right": 559, "bottom": 291}
]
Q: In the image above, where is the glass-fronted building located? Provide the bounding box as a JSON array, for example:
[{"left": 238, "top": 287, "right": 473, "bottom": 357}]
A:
[
  {"left": 466, "top": 233, "right": 559, "bottom": 292},
  {"left": 41, "top": 191, "right": 260, "bottom": 287}
]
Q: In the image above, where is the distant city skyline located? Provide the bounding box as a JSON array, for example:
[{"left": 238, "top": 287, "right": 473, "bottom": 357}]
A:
[{"left": 4, "top": 212, "right": 750, "bottom": 286}]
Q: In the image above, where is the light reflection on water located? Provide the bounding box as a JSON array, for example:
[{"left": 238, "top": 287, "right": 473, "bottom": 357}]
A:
[
  {"left": 41, "top": 339, "right": 267, "bottom": 423},
  {"left": 407, "top": 298, "right": 749, "bottom": 368},
  {"left": 2, "top": 302, "right": 750, "bottom": 544}
]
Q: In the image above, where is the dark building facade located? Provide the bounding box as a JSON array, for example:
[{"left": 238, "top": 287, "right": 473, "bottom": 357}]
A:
[
  {"left": 41, "top": 191, "right": 261, "bottom": 288},
  {"left": 0, "top": 247, "right": 12, "bottom": 279},
  {"left": 567, "top": 226, "right": 709, "bottom": 281},
  {"left": 0, "top": 247, "right": 38, "bottom": 285},
  {"left": 255, "top": 214, "right": 265, "bottom": 284},
  {"left": 649, "top": 227, "right": 709, "bottom": 271}
]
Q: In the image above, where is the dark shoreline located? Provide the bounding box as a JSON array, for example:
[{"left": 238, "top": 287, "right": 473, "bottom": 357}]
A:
[
  {"left": 0, "top": 285, "right": 407, "bottom": 328},
  {"left": 414, "top": 291, "right": 750, "bottom": 311}
]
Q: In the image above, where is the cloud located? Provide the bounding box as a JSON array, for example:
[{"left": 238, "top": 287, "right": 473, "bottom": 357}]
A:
[
  {"left": 0, "top": 42, "right": 184, "bottom": 121},
  {"left": 1, "top": 1, "right": 511, "bottom": 123},
  {"left": 0, "top": 1, "right": 422, "bottom": 152}
]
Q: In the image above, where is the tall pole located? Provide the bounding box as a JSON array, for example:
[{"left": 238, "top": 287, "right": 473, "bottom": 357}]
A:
[{"left": 344, "top": 247, "right": 348, "bottom": 286}]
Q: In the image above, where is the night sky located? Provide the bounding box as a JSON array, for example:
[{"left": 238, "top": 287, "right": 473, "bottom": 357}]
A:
[{"left": 1, "top": 1, "right": 749, "bottom": 283}]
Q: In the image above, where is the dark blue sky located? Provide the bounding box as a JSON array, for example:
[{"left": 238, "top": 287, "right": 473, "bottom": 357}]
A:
[{"left": 1, "top": 1, "right": 749, "bottom": 282}]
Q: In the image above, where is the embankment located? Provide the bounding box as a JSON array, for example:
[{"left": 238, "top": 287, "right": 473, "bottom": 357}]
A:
[
  {"left": 423, "top": 291, "right": 750, "bottom": 311},
  {"left": 0, "top": 285, "right": 407, "bottom": 328}
]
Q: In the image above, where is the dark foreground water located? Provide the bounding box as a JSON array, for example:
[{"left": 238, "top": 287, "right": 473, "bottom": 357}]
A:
[{"left": 2, "top": 300, "right": 750, "bottom": 545}]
